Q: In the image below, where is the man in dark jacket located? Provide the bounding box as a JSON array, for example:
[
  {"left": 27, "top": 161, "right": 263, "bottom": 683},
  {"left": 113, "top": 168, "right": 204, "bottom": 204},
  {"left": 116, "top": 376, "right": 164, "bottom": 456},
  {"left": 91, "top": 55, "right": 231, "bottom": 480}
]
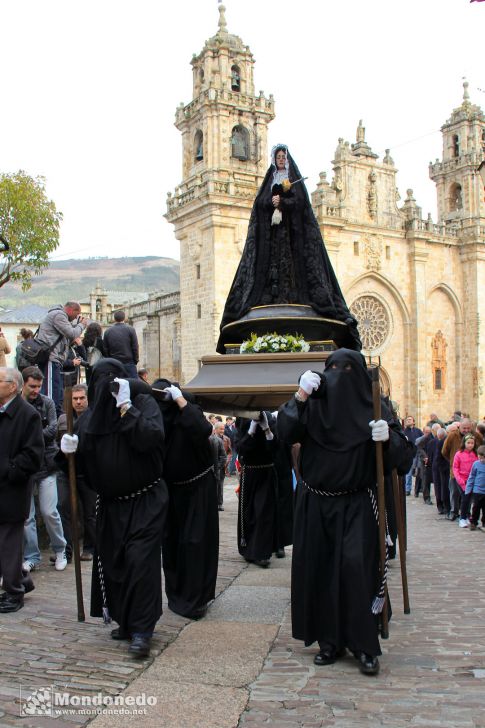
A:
[
  {"left": 415, "top": 427, "right": 434, "bottom": 504},
  {"left": 21, "top": 367, "right": 67, "bottom": 572},
  {"left": 402, "top": 416, "right": 423, "bottom": 495},
  {"left": 103, "top": 310, "right": 139, "bottom": 377},
  {"left": 0, "top": 368, "right": 44, "bottom": 613}
]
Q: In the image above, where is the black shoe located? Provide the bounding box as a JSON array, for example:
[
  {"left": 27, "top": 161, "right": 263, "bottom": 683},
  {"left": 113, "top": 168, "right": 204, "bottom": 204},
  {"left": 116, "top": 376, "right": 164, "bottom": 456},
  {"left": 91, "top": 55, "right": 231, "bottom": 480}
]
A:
[
  {"left": 425, "top": 499, "right": 433, "bottom": 505},
  {"left": 354, "top": 652, "right": 380, "bottom": 675},
  {"left": 0, "top": 595, "right": 24, "bottom": 613},
  {"left": 111, "top": 627, "right": 130, "bottom": 640},
  {"left": 128, "top": 635, "right": 151, "bottom": 657},
  {"left": 254, "top": 559, "right": 270, "bottom": 568},
  {"left": 314, "top": 646, "right": 346, "bottom": 666},
  {"left": 405, "top": 492, "right": 410, "bottom": 496},
  {"left": 22, "top": 575, "right": 35, "bottom": 595},
  {"left": 275, "top": 548, "right": 286, "bottom": 558},
  {"left": 449, "top": 513, "right": 458, "bottom": 522},
  {"left": 218, "top": 505, "right": 224, "bottom": 511}
]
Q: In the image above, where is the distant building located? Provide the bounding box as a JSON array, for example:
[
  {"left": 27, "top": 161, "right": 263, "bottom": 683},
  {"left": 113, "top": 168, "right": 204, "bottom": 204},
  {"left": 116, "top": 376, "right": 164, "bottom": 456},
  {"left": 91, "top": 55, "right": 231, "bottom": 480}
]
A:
[{"left": 0, "top": 304, "right": 49, "bottom": 367}]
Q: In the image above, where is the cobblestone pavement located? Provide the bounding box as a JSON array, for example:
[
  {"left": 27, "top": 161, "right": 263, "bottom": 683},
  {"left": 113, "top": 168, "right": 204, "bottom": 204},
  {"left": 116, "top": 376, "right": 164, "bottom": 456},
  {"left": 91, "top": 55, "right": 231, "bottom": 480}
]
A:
[
  {"left": 3, "top": 481, "right": 485, "bottom": 727},
  {"left": 238, "top": 494, "right": 485, "bottom": 728},
  {"left": 0, "top": 476, "right": 245, "bottom": 727}
]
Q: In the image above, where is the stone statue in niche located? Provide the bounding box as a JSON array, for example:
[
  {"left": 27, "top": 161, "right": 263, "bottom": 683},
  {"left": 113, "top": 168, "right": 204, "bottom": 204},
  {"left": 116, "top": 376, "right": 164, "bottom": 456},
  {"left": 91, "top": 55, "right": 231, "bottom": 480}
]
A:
[
  {"left": 431, "top": 330, "right": 447, "bottom": 390},
  {"left": 367, "top": 171, "right": 377, "bottom": 219},
  {"left": 363, "top": 235, "right": 382, "bottom": 271}
]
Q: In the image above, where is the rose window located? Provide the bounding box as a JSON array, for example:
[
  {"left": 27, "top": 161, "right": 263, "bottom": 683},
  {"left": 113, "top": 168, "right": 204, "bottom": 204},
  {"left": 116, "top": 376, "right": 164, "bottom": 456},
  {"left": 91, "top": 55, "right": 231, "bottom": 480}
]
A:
[{"left": 350, "top": 296, "right": 390, "bottom": 352}]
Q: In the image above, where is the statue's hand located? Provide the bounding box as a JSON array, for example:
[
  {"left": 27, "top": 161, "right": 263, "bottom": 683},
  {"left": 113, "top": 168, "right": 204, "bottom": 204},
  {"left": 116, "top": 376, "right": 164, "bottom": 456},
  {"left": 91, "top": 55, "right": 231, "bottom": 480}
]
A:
[{"left": 272, "top": 195, "right": 280, "bottom": 207}]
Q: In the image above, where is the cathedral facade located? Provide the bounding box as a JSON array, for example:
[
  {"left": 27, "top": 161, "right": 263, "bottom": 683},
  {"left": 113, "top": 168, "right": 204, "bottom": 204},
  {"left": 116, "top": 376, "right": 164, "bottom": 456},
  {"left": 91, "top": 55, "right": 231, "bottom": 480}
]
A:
[{"left": 159, "top": 6, "right": 485, "bottom": 423}]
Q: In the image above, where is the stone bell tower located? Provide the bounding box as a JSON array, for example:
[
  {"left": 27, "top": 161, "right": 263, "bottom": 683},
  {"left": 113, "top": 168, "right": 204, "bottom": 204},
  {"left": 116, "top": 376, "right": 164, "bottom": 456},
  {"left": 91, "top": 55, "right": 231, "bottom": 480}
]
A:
[
  {"left": 165, "top": 4, "right": 275, "bottom": 383},
  {"left": 429, "top": 81, "right": 485, "bottom": 225},
  {"left": 430, "top": 82, "right": 485, "bottom": 414}
]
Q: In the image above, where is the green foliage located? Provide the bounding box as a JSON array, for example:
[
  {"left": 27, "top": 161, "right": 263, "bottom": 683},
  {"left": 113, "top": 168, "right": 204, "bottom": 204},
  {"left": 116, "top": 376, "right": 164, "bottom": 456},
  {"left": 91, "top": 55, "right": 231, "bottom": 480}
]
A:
[
  {"left": 0, "top": 171, "right": 62, "bottom": 291},
  {"left": 240, "top": 332, "right": 310, "bottom": 354}
]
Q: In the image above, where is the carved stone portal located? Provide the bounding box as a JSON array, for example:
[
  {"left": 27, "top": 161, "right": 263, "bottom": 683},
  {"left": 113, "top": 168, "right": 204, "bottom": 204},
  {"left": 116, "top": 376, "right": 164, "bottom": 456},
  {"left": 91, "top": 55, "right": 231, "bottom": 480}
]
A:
[{"left": 362, "top": 235, "right": 382, "bottom": 271}]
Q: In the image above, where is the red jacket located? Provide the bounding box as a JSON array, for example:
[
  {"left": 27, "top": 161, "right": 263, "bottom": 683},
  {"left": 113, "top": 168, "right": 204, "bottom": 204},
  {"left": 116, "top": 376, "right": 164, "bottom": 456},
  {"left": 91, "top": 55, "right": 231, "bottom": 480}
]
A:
[{"left": 453, "top": 450, "right": 478, "bottom": 490}]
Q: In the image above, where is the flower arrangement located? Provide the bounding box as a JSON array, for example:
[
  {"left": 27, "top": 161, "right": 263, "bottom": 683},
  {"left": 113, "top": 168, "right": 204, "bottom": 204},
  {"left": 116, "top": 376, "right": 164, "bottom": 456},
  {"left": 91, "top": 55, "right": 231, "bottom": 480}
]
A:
[{"left": 240, "top": 332, "right": 310, "bottom": 354}]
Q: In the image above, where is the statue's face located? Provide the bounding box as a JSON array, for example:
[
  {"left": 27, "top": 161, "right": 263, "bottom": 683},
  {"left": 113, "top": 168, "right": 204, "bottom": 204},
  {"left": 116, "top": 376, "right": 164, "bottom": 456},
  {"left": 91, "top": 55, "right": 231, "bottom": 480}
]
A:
[{"left": 275, "top": 150, "right": 287, "bottom": 170}]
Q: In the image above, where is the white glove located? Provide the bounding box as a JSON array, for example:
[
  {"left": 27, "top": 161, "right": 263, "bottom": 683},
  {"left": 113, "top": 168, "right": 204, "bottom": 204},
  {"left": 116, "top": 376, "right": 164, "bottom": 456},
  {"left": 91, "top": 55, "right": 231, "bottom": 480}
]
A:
[
  {"left": 369, "top": 419, "right": 390, "bottom": 442},
  {"left": 163, "top": 384, "right": 183, "bottom": 400},
  {"left": 61, "top": 434, "right": 79, "bottom": 454},
  {"left": 271, "top": 410, "right": 278, "bottom": 420},
  {"left": 299, "top": 370, "right": 321, "bottom": 394},
  {"left": 259, "top": 412, "right": 269, "bottom": 431},
  {"left": 248, "top": 420, "right": 258, "bottom": 435},
  {"left": 112, "top": 378, "right": 131, "bottom": 408}
]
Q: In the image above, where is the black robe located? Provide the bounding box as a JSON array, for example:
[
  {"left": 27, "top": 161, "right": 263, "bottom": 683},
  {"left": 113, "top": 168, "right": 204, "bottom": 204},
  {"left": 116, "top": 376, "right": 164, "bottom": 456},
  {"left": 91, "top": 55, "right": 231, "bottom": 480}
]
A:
[
  {"left": 217, "top": 148, "right": 361, "bottom": 352},
  {"left": 76, "top": 391, "right": 168, "bottom": 635},
  {"left": 236, "top": 421, "right": 279, "bottom": 562},
  {"left": 273, "top": 438, "right": 294, "bottom": 549},
  {"left": 277, "top": 349, "right": 414, "bottom": 656},
  {"left": 161, "top": 402, "right": 219, "bottom": 618}
]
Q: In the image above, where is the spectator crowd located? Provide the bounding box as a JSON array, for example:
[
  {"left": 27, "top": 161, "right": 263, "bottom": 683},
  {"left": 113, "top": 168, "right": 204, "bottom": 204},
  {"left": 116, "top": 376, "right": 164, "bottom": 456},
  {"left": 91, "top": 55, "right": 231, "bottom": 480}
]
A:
[{"left": 404, "top": 410, "right": 485, "bottom": 530}]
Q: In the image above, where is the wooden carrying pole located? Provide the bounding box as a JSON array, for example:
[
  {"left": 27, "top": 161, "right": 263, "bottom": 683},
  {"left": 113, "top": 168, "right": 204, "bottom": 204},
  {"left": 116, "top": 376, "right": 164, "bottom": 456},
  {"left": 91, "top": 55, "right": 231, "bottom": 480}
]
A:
[
  {"left": 63, "top": 387, "right": 85, "bottom": 622},
  {"left": 391, "top": 469, "right": 411, "bottom": 614},
  {"left": 370, "top": 366, "right": 389, "bottom": 639}
]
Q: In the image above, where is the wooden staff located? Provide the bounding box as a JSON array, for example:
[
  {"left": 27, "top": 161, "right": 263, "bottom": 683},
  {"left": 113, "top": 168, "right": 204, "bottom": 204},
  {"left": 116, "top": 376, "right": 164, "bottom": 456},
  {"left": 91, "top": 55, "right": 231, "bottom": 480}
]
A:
[
  {"left": 63, "top": 386, "right": 85, "bottom": 621},
  {"left": 391, "top": 469, "right": 411, "bottom": 614},
  {"left": 370, "top": 366, "right": 389, "bottom": 639}
]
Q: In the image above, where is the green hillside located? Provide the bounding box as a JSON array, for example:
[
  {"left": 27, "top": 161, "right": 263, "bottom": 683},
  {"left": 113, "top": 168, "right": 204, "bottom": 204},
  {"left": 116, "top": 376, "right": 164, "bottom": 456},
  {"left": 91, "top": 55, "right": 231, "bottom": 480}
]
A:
[{"left": 0, "top": 256, "right": 180, "bottom": 309}]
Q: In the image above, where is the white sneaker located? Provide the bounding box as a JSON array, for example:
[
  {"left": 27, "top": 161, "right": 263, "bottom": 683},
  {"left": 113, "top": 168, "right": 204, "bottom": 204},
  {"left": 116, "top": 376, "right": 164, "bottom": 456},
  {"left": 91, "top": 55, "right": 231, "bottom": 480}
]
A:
[
  {"left": 459, "top": 519, "right": 469, "bottom": 528},
  {"left": 22, "top": 561, "right": 37, "bottom": 573},
  {"left": 55, "top": 552, "right": 68, "bottom": 571}
]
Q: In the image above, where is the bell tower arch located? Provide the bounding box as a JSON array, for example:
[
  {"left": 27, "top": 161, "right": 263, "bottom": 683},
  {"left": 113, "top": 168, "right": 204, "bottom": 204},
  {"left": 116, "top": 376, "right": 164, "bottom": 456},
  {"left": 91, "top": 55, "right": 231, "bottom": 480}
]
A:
[
  {"left": 429, "top": 80, "right": 485, "bottom": 225},
  {"left": 165, "top": 4, "right": 275, "bottom": 382}
]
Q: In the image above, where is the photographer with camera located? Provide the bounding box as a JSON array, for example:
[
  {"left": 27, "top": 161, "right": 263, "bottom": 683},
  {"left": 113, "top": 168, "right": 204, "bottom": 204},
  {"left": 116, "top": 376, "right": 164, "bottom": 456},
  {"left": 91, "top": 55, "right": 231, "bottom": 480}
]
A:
[{"left": 36, "top": 302, "right": 87, "bottom": 415}]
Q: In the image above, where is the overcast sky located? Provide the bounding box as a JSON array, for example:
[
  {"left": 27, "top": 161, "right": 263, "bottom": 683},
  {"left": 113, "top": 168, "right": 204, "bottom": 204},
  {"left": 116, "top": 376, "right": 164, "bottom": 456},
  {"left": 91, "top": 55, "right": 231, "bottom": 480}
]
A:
[{"left": 0, "top": 0, "right": 483, "bottom": 262}]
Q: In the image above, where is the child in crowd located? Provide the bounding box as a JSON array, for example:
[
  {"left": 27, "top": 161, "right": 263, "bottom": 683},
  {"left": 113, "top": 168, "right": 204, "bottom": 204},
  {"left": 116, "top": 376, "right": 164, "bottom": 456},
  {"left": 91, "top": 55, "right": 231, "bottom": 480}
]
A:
[
  {"left": 453, "top": 434, "right": 478, "bottom": 527},
  {"left": 465, "top": 445, "right": 485, "bottom": 531}
]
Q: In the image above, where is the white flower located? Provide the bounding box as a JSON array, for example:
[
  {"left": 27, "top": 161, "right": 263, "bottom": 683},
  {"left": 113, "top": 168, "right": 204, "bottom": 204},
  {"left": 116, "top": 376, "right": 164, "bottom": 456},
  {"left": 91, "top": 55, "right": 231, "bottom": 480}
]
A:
[
  {"left": 240, "top": 342, "right": 248, "bottom": 352},
  {"left": 272, "top": 343, "right": 279, "bottom": 350}
]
